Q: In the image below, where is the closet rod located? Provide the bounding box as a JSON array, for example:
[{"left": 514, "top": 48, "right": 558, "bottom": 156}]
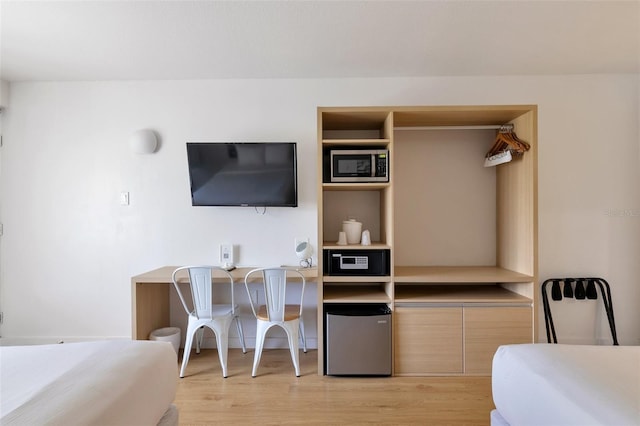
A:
[{"left": 394, "top": 125, "right": 503, "bottom": 131}]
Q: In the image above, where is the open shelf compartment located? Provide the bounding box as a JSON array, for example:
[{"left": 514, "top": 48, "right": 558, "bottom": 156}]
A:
[
  {"left": 394, "top": 266, "right": 533, "bottom": 283},
  {"left": 323, "top": 282, "right": 392, "bottom": 303},
  {"left": 394, "top": 283, "right": 533, "bottom": 304}
]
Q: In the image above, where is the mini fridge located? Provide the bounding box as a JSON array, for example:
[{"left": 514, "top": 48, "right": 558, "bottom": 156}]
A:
[{"left": 325, "top": 304, "right": 392, "bottom": 376}]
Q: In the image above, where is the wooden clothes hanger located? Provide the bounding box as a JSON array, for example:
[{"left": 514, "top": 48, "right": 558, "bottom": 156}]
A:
[{"left": 484, "top": 125, "right": 530, "bottom": 167}]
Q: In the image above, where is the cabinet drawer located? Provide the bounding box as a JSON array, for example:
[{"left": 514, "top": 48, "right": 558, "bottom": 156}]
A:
[
  {"left": 394, "top": 307, "right": 463, "bottom": 375},
  {"left": 464, "top": 306, "right": 532, "bottom": 374}
]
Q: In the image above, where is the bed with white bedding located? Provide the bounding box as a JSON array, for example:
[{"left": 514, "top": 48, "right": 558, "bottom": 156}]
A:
[
  {"left": 491, "top": 343, "right": 640, "bottom": 426},
  {"left": 0, "top": 340, "right": 178, "bottom": 425}
]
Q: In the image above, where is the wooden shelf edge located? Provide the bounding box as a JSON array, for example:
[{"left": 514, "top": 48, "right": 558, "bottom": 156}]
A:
[
  {"left": 322, "top": 138, "right": 390, "bottom": 146},
  {"left": 322, "top": 242, "right": 391, "bottom": 250},
  {"left": 322, "top": 182, "right": 390, "bottom": 191},
  {"left": 323, "top": 296, "right": 392, "bottom": 303},
  {"left": 322, "top": 276, "right": 392, "bottom": 283}
]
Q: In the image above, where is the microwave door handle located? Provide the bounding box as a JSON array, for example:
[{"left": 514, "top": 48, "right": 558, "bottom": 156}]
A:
[{"left": 371, "top": 154, "right": 376, "bottom": 177}]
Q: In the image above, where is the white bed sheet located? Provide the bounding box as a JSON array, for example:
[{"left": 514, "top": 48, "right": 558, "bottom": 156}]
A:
[
  {"left": 492, "top": 344, "right": 640, "bottom": 426},
  {"left": 1, "top": 340, "right": 178, "bottom": 425}
]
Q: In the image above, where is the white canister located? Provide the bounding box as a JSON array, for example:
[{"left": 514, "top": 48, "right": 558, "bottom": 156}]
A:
[{"left": 342, "top": 219, "right": 363, "bottom": 244}]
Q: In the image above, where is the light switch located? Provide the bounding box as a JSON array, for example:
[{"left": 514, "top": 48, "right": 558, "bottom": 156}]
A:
[
  {"left": 220, "top": 244, "right": 234, "bottom": 266},
  {"left": 120, "top": 191, "right": 130, "bottom": 206}
]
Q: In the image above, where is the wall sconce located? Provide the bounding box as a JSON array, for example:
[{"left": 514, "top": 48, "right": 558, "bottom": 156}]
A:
[{"left": 130, "top": 129, "right": 158, "bottom": 154}]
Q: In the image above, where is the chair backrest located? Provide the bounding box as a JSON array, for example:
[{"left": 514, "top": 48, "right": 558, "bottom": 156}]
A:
[
  {"left": 171, "top": 266, "right": 235, "bottom": 320},
  {"left": 244, "top": 267, "right": 306, "bottom": 322}
]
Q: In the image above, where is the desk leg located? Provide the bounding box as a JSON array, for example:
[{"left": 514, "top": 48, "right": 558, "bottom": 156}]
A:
[{"left": 133, "top": 283, "right": 171, "bottom": 340}]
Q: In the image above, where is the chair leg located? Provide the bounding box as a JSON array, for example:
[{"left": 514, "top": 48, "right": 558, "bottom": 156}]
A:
[
  {"left": 299, "top": 320, "right": 307, "bottom": 353},
  {"left": 211, "top": 319, "right": 231, "bottom": 378},
  {"left": 180, "top": 325, "right": 197, "bottom": 378},
  {"left": 252, "top": 320, "right": 269, "bottom": 377},
  {"left": 235, "top": 315, "right": 247, "bottom": 354},
  {"left": 195, "top": 326, "right": 204, "bottom": 354},
  {"left": 284, "top": 320, "right": 301, "bottom": 377}
]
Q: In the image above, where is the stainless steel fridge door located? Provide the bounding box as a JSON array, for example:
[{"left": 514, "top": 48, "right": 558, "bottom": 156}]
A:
[{"left": 326, "top": 312, "right": 392, "bottom": 375}]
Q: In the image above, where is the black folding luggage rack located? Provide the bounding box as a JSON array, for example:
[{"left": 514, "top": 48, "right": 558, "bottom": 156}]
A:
[{"left": 541, "top": 277, "right": 618, "bottom": 345}]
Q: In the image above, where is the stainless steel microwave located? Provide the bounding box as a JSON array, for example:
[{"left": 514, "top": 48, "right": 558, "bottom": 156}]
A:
[{"left": 330, "top": 149, "right": 389, "bottom": 183}]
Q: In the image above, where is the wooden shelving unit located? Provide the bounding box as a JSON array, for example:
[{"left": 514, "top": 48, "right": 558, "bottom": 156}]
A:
[{"left": 317, "top": 105, "right": 538, "bottom": 376}]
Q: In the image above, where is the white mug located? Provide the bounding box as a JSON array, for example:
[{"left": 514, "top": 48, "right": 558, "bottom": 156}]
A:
[
  {"left": 337, "top": 231, "right": 347, "bottom": 245},
  {"left": 361, "top": 230, "right": 371, "bottom": 246}
]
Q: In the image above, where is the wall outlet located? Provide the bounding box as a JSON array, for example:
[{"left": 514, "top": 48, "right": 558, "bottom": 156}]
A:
[{"left": 219, "top": 243, "right": 234, "bottom": 266}]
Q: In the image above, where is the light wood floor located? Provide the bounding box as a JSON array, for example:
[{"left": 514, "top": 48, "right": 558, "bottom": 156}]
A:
[{"left": 174, "top": 349, "right": 495, "bottom": 425}]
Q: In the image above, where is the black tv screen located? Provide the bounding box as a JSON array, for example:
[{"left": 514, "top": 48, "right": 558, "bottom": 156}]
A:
[{"left": 186, "top": 142, "right": 298, "bottom": 207}]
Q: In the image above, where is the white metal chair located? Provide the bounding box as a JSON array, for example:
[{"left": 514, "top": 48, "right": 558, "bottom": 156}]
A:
[
  {"left": 244, "top": 267, "right": 307, "bottom": 377},
  {"left": 171, "top": 266, "right": 246, "bottom": 378}
]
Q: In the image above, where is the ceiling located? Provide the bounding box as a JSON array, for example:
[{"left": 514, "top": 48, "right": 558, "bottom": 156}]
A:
[{"left": 1, "top": 0, "right": 639, "bottom": 82}]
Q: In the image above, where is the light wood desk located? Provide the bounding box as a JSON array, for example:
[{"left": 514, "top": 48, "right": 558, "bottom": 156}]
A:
[{"left": 131, "top": 266, "right": 318, "bottom": 340}]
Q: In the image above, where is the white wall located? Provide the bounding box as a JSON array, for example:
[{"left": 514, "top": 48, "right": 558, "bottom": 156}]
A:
[
  {"left": 0, "top": 80, "right": 9, "bottom": 109},
  {"left": 0, "top": 74, "right": 638, "bottom": 346}
]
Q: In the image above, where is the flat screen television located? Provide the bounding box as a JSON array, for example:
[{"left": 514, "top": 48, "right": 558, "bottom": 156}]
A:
[{"left": 186, "top": 142, "right": 298, "bottom": 207}]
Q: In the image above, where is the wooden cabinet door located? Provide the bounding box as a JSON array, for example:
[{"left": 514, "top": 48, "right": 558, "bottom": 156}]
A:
[
  {"left": 463, "top": 306, "right": 532, "bottom": 375},
  {"left": 394, "top": 306, "right": 463, "bottom": 375}
]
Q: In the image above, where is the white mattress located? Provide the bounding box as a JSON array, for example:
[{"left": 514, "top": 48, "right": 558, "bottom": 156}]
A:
[
  {"left": 1, "top": 340, "right": 178, "bottom": 425},
  {"left": 492, "top": 344, "right": 640, "bottom": 426}
]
